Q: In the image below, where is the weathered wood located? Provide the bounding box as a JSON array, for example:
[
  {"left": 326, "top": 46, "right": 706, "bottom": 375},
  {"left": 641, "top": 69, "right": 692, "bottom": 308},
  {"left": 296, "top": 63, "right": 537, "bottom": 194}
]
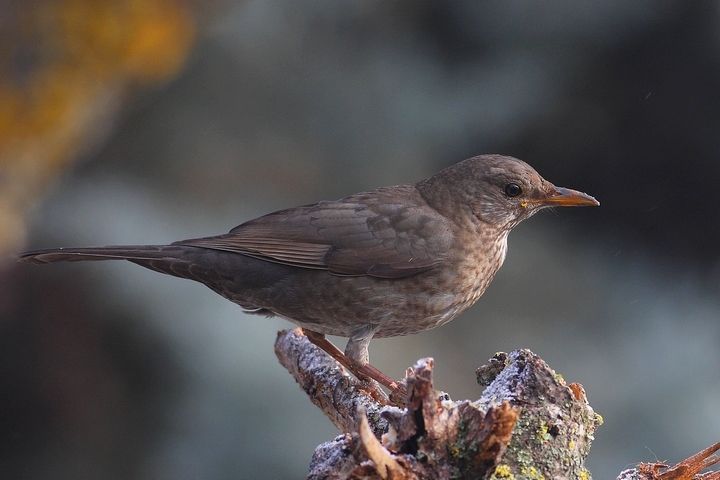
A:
[
  {"left": 276, "top": 329, "right": 720, "bottom": 479},
  {"left": 617, "top": 441, "right": 720, "bottom": 480},
  {"left": 474, "top": 350, "right": 601, "bottom": 478},
  {"left": 275, "top": 329, "right": 604, "bottom": 479},
  {"left": 274, "top": 328, "right": 400, "bottom": 435}
]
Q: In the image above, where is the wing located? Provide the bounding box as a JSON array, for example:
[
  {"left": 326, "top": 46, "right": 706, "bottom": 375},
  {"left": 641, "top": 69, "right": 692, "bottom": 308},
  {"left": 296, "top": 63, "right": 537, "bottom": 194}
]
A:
[{"left": 174, "top": 186, "right": 453, "bottom": 279}]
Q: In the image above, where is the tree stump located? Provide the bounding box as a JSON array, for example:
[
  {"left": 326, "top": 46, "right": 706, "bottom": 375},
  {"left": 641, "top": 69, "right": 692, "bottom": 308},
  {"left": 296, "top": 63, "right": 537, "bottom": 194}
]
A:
[{"left": 275, "top": 328, "right": 602, "bottom": 479}]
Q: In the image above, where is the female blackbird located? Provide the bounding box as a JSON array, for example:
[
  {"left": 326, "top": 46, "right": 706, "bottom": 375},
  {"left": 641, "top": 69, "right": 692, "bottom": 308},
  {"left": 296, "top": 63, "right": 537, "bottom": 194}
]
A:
[{"left": 19, "top": 155, "right": 598, "bottom": 391}]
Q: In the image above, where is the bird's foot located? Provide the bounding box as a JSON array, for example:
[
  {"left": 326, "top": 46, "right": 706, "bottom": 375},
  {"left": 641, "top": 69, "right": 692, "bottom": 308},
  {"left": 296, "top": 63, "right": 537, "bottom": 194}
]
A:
[
  {"left": 302, "top": 329, "right": 407, "bottom": 403},
  {"left": 355, "top": 362, "right": 408, "bottom": 400}
]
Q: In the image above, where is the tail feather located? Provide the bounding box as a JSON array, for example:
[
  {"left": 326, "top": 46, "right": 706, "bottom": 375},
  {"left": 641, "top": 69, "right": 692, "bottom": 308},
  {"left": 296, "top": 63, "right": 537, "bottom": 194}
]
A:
[
  {"left": 17, "top": 244, "right": 302, "bottom": 305},
  {"left": 17, "top": 246, "right": 169, "bottom": 264}
]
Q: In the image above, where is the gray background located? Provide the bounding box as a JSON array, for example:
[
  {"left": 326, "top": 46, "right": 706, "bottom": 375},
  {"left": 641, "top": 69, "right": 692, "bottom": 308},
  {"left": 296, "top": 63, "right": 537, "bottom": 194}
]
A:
[{"left": 3, "top": 2, "right": 720, "bottom": 479}]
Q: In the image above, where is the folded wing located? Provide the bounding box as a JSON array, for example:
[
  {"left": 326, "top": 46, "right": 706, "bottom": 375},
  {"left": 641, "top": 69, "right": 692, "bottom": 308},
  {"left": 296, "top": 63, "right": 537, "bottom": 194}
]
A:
[{"left": 174, "top": 188, "right": 452, "bottom": 279}]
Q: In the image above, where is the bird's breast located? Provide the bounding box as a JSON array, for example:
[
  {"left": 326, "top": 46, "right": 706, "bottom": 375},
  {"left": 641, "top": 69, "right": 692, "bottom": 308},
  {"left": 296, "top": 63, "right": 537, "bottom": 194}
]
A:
[
  {"left": 379, "top": 228, "right": 510, "bottom": 337},
  {"left": 445, "top": 229, "right": 509, "bottom": 314}
]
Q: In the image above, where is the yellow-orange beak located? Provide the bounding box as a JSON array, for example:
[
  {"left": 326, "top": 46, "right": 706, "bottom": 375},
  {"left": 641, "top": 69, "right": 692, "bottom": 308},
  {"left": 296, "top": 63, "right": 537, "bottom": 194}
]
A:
[{"left": 528, "top": 186, "right": 600, "bottom": 208}]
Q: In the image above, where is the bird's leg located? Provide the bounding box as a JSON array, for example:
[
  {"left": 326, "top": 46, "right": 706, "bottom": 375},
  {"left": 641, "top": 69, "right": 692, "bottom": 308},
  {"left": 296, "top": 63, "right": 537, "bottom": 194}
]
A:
[
  {"left": 302, "top": 329, "right": 406, "bottom": 398},
  {"left": 344, "top": 324, "right": 405, "bottom": 393}
]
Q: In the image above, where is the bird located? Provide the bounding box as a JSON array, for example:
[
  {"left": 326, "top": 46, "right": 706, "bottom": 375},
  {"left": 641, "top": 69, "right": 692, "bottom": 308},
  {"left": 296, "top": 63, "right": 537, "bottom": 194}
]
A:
[{"left": 18, "top": 154, "right": 598, "bottom": 392}]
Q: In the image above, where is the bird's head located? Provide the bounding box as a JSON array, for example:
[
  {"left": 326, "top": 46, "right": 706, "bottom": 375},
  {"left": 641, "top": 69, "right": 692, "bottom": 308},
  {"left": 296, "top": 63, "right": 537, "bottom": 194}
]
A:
[{"left": 418, "top": 154, "right": 599, "bottom": 231}]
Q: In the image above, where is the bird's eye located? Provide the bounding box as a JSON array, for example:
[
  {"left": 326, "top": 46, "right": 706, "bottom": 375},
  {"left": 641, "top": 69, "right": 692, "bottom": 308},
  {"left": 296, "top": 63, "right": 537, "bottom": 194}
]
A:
[{"left": 504, "top": 183, "right": 522, "bottom": 197}]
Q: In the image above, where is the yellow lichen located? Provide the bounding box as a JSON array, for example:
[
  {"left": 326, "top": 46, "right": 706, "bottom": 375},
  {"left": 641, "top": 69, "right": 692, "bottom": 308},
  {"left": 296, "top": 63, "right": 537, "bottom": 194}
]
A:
[
  {"left": 519, "top": 466, "right": 546, "bottom": 480},
  {"left": 535, "top": 423, "right": 552, "bottom": 443},
  {"left": 492, "top": 464, "right": 514, "bottom": 479}
]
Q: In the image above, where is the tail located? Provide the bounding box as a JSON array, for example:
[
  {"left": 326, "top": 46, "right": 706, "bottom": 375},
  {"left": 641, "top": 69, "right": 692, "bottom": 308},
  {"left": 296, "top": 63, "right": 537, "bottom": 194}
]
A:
[
  {"left": 18, "top": 245, "right": 171, "bottom": 265},
  {"left": 17, "top": 244, "right": 295, "bottom": 301},
  {"left": 16, "top": 245, "right": 198, "bottom": 280}
]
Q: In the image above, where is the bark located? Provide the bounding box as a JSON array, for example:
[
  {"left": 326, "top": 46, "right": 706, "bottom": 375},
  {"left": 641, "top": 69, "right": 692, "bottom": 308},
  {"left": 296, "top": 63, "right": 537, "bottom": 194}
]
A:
[
  {"left": 616, "top": 441, "right": 720, "bottom": 480},
  {"left": 276, "top": 329, "right": 720, "bottom": 479},
  {"left": 275, "top": 328, "right": 603, "bottom": 479}
]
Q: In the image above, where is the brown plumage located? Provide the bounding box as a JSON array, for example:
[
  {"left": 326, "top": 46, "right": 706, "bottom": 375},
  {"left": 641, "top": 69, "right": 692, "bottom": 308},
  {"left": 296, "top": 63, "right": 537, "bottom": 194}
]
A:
[{"left": 18, "top": 154, "right": 598, "bottom": 390}]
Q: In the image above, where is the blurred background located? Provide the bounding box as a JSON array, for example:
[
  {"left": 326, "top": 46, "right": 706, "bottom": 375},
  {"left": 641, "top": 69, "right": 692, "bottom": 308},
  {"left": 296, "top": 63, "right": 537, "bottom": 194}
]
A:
[{"left": 2, "top": 1, "right": 719, "bottom": 478}]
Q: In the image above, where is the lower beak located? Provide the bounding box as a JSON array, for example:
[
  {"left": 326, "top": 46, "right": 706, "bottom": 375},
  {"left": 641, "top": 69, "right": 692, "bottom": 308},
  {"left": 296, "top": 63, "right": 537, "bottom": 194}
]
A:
[{"left": 531, "top": 187, "right": 600, "bottom": 207}]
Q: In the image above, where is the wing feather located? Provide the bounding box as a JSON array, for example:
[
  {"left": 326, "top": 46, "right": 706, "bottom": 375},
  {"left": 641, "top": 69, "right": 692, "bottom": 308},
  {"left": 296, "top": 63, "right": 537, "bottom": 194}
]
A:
[{"left": 173, "top": 187, "right": 453, "bottom": 278}]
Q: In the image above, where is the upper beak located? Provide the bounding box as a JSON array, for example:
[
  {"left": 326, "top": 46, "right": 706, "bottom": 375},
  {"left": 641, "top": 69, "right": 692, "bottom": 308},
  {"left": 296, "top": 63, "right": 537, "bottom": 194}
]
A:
[{"left": 529, "top": 186, "right": 600, "bottom": 207}]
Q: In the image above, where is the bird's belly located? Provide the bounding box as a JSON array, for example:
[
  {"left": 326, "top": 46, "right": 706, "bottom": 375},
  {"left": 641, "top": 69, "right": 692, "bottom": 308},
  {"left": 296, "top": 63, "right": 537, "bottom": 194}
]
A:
[
  {"left": 372, "top": 240, "right": 507, "bottom": 337},
  {"left": 238, "top": 249, "right": 502, "bottom": 339}
]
